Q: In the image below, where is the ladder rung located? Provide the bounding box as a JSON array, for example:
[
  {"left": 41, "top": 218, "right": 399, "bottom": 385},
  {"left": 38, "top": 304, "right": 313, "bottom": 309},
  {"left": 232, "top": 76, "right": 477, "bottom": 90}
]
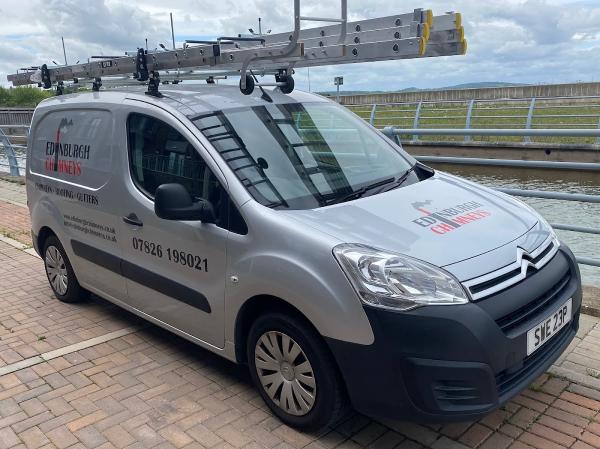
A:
[
  {"left": 219, "top": 147, "right": 244, "bottom": 154},
  {"left": 209, "top": 134, "right": 237, "bottom": 143},
  {"left": 225, "top": 155, "right": 252, "bottom": 163},
  {"left": 207, "top": 131, "right": 234, "bottom": 141},
  {"left": 234, "top": 163, "right": 259, "bottom": 171},
  {"left": 243, "top": 178, "right": 268, "bottom": 187},
  {"left": 198, "top": 124, "right": 223, "bottom": 132}
]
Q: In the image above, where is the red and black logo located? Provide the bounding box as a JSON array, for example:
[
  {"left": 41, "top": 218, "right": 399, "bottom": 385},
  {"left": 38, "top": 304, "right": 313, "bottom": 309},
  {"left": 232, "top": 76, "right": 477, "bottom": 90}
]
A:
[
  {"left": 411, "top": 200, "right": 492, "bottom": 235},
  {"left": 44, "top": 119, "right": 91, "bottom": 176}
]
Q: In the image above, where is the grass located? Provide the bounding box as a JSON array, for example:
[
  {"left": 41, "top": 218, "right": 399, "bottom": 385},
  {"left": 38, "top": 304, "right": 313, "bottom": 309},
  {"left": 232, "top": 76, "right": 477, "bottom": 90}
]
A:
[
  {"left": 346, "top": 99, "right": 600, "bottom": 146},
  {"left": 587, "top": 368, "right": 600, "bottom": 379},
  {"left": 0, "top": 86, "right": 53, "bottom": 108}
]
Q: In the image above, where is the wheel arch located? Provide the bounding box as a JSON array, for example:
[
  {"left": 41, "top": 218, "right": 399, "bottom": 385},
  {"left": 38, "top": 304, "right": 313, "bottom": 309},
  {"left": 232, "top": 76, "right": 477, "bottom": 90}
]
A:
[
  {"left": 234, "top": 294, "right": 322, "bottom": 364},
  {"left": 36, "top": 226, "right": 57, "bottom": 254}
]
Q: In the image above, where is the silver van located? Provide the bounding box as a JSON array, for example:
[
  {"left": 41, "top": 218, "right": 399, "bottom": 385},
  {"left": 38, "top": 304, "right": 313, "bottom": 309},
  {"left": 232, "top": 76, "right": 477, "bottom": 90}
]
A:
[{"left": 28, "top": 85, "right": 582, "bottom": 430}]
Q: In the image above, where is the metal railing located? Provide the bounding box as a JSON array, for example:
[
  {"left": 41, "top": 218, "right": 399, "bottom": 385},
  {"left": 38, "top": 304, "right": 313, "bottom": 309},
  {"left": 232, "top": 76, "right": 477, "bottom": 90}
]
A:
[
  {"left": 347, "top": 95, "right": 600, "bottom": 145},
  {"left": 382, "top": 125, "right": 600, "bottom": 269},
  {"left": 0, "top": 108, "right": 34, "bottom": 126},
  {"left": 0, "top": 125, "right": 27, "bottom": 177},
  {"left": 0, "top": 121, "right": 598, "bottom": 270}
]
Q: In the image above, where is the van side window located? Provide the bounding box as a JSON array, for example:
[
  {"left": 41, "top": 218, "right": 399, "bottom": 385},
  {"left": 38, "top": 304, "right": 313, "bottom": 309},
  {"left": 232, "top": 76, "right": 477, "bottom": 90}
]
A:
[{"left": 126, "top": 113, "right": 247, "bottom": 234}]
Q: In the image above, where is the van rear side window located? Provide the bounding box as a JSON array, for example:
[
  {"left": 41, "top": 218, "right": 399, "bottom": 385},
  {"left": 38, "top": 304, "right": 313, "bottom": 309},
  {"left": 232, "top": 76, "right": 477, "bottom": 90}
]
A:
[{"left": 30, "top": 109, "right": 113, "bottom": 188}]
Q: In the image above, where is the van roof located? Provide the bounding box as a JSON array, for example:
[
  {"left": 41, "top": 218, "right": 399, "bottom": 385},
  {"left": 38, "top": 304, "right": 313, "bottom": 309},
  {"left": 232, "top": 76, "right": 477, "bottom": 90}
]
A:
[{"left": 36, "top": 83, "right": 330, "bottom": 117}]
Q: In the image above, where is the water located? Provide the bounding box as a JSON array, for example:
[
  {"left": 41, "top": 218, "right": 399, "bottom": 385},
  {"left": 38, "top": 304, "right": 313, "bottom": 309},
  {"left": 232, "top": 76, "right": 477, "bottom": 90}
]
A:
[{"left": 432, "top": 164, "right": 600, "bottom": 287}]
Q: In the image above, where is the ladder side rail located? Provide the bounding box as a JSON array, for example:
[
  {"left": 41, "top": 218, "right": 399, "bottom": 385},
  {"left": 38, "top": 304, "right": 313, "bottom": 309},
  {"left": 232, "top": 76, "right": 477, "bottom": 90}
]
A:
[
  {"left": 240, "top": 39, "right": 465, "bottom": 72},
  {"left": 231, "top": 36, "right": 431, "bottom": 72},
  {"left": 236, "top": 24, "right": 425, "bottom": 51},
  {"left": 242, "top": 10, "right": 430, "bottom": 46}
]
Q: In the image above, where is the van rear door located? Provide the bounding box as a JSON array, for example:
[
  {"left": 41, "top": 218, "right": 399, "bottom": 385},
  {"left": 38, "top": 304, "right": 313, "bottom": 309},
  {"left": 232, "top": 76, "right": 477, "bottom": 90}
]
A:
[{"left": 28, "top": 107, "right": 127, "bottom": 301}]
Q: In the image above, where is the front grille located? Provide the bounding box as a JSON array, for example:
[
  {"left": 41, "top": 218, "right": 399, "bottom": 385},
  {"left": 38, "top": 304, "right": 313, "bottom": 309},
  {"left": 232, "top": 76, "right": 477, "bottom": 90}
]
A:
[
  {"left": 470, "top": 267, "right": 522, "bottom": 296},
  {"left": 433, "top": 381, "right": 481, "bottom": 407},
  {"left": 495, "top": 272, "right": 571, "bottom": 334},
  {"left": 463, "top": 236, "right": 559, "bottom": 301},
  {"left": 495, "top": 322, "right": 573, "bottom": 397}
]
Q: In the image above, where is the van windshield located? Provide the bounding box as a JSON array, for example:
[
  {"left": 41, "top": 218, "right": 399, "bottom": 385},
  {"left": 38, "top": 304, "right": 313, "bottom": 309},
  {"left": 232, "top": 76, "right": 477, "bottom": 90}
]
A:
[{"left": 190, "top": 102, "right": 413, "bottom": 209}]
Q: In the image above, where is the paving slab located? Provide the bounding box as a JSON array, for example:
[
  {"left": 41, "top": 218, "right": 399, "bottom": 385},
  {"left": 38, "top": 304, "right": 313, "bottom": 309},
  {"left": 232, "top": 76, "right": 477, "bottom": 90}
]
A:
[{"left": 0, "top": 178, "right": 27, "bottom": 208}]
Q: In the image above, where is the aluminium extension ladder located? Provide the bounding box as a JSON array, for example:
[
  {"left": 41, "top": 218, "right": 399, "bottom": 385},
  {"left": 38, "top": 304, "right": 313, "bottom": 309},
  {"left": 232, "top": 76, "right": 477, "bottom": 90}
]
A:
[{"left": 7, "top": 0, "right": 466, "bottom": 97}]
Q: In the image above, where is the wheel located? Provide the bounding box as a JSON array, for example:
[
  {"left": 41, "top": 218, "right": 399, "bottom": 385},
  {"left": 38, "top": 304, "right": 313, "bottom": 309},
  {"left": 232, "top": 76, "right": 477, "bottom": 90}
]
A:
[
  {"left": 43, "top": 236, "right": 87, "bottom": 303},
  {"left": 239, "top": 74, "right": 255, "bottom": 95},
  {"left": 279, "top": 75, "right": 295, "bottom": 94},
  {"left": 247, "top": 313, "right": 347, "bottom": 431}
]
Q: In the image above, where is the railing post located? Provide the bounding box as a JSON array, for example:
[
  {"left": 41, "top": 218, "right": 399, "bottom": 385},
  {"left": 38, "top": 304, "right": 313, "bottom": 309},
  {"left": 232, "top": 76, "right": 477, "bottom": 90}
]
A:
[
  {"left": 382, "top": 126, "right": 401, "bottom": 146},
  {"left": 412, "top": 101, "right": 422, "bottom": 142},
  {"left": 369, "top": 104, "right": 377, "bottom": 126},
  {"left": 464, "top": 99, "right": 475, "bottom": 142},
  {"left": 524, "top": 97, "right": 536, "bottom": 143},
  {"left": 597, "top": 113, "right": 600, "bottom": 146},
  {"left": 0, "top": 128, "right": 20, "bottom": 177}
]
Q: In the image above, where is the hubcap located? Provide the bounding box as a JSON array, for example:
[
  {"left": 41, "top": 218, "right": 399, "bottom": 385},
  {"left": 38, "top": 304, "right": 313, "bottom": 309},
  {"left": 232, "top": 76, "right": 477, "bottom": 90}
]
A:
[
  {"left": 45, "top": 246, "right": 68, "bottom": 296},
  {"left": 254, "top": 331, "right": 316, "bottom": 416}
]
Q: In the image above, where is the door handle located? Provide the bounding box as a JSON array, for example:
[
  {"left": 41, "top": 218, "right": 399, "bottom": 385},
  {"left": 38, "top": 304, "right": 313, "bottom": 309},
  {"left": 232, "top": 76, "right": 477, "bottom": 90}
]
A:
[{"left": 123, "top": 213, "right": 143, "bottom": 227}]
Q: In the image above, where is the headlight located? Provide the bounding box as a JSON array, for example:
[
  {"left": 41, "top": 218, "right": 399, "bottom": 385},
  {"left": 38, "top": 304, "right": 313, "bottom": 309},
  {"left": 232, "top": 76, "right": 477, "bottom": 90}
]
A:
[{"left": 333, "top": 244, "right": 469, "bottom": 311}]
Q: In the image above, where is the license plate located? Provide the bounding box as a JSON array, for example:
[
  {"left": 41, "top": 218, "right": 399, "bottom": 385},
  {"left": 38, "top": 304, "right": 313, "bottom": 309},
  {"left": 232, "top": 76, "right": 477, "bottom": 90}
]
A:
[{"left": 526, "top": 298, "right": 572, "bottom": 356}]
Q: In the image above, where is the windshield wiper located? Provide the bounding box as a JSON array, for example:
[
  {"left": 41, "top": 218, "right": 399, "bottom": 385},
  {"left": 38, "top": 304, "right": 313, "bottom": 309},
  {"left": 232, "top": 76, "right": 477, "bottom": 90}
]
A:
[
  {"left": 380, "top": 166, "right": 415, "bottom": 193},
  {"left": 330, "top": 176, "right": 396, "bottom": 205}
]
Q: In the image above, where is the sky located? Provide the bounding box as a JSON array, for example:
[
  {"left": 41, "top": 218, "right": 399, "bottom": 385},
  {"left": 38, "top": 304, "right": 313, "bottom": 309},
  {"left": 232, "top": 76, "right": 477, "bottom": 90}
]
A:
[{"left": 0, "top": 0, "right": 599, "bottom": 92}]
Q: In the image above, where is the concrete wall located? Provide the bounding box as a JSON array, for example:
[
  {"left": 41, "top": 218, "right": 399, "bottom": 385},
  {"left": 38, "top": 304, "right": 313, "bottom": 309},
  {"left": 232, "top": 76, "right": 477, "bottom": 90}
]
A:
[{"left": 338, "top": 82, "right": 600, "bottom": 105}]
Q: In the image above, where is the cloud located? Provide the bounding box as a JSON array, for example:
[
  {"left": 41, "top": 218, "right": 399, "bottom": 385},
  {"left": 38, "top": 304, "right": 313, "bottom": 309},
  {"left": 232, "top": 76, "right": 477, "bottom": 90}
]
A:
[{"left": 1, "top": 0, "right": 599, "bottom": 91}]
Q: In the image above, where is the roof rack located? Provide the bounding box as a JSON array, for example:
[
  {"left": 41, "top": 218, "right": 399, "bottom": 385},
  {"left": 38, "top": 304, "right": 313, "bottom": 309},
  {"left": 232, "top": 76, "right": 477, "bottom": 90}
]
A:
[{"left": 7, "top": 1, "right": 466, "bottom": 96}]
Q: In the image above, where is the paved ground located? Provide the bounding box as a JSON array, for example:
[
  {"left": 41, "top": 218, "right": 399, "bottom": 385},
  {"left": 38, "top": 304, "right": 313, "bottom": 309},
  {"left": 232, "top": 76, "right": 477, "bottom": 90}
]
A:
[
  {"left": 0, "top": 178, "right": 27, "bottom": 209},
  {"left": 2, "top": 178, "right": 600, "bottom": 449}
]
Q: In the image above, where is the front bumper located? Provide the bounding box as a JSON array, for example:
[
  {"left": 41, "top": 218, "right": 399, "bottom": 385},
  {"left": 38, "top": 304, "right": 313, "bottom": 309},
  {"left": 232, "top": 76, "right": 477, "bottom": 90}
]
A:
[{"left": 326, "top": 244, "right": 582, "bottom": 422}]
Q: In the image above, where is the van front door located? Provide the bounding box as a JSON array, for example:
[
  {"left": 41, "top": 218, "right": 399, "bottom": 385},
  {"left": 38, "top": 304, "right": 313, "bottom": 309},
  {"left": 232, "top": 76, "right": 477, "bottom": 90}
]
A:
[{"left": 117, "top": 110, "right": 228, "bottom": 348}]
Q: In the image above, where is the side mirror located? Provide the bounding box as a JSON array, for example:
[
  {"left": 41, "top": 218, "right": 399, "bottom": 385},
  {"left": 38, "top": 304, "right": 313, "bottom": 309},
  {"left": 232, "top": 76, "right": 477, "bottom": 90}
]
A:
[{"left": 154, "top": 183, "right": 216, "bottom": 223}]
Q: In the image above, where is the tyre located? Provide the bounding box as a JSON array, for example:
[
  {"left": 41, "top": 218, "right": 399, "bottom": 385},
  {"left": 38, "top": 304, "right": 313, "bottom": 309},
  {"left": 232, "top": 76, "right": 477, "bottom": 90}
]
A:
[
  {"left": 247, "top": 312, "right": 347, "bottom": 431},
  {"left": 43, "top": 235, "right": 87, "bottom": 303}
]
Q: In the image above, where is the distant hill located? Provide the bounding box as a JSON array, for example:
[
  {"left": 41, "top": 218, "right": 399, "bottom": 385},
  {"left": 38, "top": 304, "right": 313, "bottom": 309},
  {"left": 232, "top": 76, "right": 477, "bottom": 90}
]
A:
[
  {"left": 319, "top": 82, "right": 526, "bottom": 96},
  {"left": 442, "top": 82, "right": 526, "bottom": 90}
]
